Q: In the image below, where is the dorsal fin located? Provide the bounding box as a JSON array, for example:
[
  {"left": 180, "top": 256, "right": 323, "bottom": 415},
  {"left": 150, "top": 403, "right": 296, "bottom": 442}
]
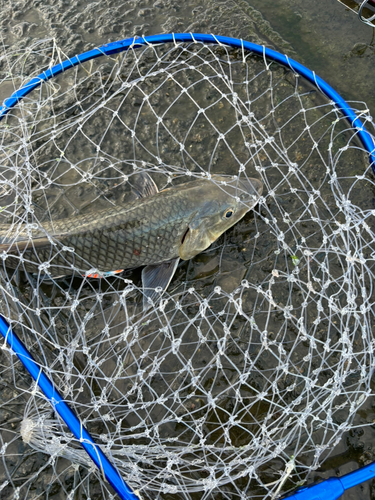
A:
[{"left": 131, "top": 172, "right": 158, "bottom": 199}]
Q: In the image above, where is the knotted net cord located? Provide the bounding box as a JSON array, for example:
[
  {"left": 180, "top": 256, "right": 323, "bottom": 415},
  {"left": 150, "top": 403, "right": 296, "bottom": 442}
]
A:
[{"left": 0, "top": 37, "right": 374, "bottom": 499}]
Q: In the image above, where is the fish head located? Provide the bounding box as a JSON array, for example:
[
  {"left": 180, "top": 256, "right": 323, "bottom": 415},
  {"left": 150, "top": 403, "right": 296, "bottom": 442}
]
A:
[{"left": 179, "top": 175, "right": 263, "bottom": 260}]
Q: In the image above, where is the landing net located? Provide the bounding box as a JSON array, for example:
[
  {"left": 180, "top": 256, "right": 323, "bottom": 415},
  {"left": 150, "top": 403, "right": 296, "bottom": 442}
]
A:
[{"left": 0, "top": 36, "right": 374, "bottom": 499}]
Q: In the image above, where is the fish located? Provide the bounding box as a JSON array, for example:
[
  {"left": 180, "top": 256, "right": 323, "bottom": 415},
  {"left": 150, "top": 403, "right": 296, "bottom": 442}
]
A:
[{"left": 0, "top": 172, "right": 263, "bottom": 308}]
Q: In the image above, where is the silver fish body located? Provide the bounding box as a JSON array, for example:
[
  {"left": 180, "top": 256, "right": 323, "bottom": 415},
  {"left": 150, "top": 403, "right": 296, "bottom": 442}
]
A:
[{"left": 0, "top": 174, "right": 263, "bottom": 305}]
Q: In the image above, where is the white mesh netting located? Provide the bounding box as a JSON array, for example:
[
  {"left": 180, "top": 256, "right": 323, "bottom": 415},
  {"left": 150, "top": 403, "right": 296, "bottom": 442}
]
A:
[{"left": 0, "top": 38, "right": 374, "bottom": 499}]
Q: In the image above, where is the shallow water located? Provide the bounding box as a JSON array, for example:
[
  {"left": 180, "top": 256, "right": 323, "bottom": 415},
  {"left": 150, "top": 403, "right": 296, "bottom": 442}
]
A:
[
  {"left": 0, "top": 1, "right": 374, "bottom": 499},
  {"left": 250, "top": 0, "right": 375, "bottom": 117}
]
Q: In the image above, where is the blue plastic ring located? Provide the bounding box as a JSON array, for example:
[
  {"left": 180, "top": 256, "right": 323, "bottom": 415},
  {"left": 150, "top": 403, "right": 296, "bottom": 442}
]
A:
[{"left": 1, "top": 33, "right": 374, "bottom": 173}]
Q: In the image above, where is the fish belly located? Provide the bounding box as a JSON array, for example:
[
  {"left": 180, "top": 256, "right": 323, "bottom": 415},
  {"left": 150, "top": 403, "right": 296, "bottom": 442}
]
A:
[{"left": 1, "top": 219, "right": 183, "bottom": 276}]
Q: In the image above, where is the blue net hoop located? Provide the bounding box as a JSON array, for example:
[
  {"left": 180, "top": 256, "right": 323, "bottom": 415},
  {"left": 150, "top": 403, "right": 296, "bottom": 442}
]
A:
[{"left": 1, "top": 33, "right": 374, "bottom": 172}]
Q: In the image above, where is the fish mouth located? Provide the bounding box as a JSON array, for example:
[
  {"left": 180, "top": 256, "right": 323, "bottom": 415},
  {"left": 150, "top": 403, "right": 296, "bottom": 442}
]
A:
[
  {"left": 235, "top": 177, "right": 263, "bottom": 204},
  {"left": 210, "top": 175, "right": 263, "bottom": 205}
]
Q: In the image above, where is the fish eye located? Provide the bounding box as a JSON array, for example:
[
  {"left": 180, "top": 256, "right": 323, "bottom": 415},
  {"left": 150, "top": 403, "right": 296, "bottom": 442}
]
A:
[{"left": 224, "top": 208, "right": 234, "bottom": 219}]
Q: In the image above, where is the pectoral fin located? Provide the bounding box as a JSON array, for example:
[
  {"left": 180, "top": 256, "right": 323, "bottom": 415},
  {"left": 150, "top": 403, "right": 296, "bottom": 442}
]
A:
[
  {"left": 142, "top": 257, "right": 180, "bottom": 309},
  {"left": 131, "top": 171, "right": 158, "bottom": 198}
]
